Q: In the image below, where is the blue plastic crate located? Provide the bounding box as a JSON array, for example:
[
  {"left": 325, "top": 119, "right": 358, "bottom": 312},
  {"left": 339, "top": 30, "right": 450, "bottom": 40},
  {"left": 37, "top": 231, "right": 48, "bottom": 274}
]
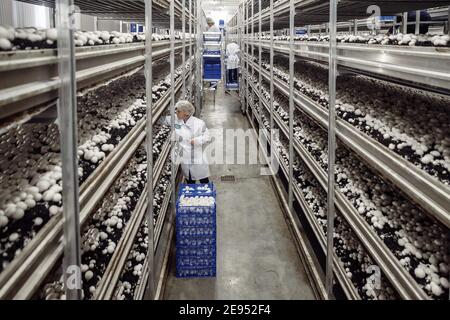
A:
[
  {"left": 204, "top": 50, "right": 221, "bottom": 55},
  {"left": 177, "top": 245, "right": 216, "bottom": 257},
  {"left": 176, "top": 204, "right": 215, "bottom": 216},
  {"left": 176, "top": 235, "right": 216, "bottom": 246},
  {"left": 204, "top": 62, "right": 221, "bottom": 80},
  {"left": 176, "top": 183, "right": 216, "bottom": 278},
  {"left": 177, "top": 256, "right": 216, "bottom": 268},
  {"left": 176, "top": 213, "right": 216, "bottom": 227},
  {"left": 176, "top": 266, "right": 216, "bottom": 278},
  {"left": 178, "top": 183, "right": 216, "bottom": 197},
  {"left": 176, "top": 226, "right": 216, "bottom": 237}
]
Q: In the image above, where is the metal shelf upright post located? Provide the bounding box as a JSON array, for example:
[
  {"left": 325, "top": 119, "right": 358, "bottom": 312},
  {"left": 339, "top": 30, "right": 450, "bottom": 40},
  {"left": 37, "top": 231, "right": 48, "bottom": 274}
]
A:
[
  {"left": 196, "top": 0, "right": 203, "bottom": 113},
  {"left": 56, "top": 0, "right": 82, "bottom": 301},
  {"left": 170, "top": 0, "right": 177, "bottom": 283},
  {"left": 239, "top": 3, "right": 245, "bottom": 110},
  {"left": 144, "top": 0, "right": 155, "bottom": 301},
  {"left": 288, "top": 0, "right": 294, "bottom": 214},
  {"left": 182, "top": 0, "right": 186, "bottom": 97},
  {"left": 325, "top": 0, "right": 338, "bottom": 300},
  {"left": 251, "top": 0, "right": 255, "bottom": 108},
  {"left": 246, "top": 1, "right": 249, "bottom": 115},
  {"left": 270, "top": 0, "right": 274, "bottom": 148},
  {"left": 189, "top": 0, "right": 193, "bottom": 100},
  {"left": 258, "top": 0, "right": 262, "bottom": 125}
]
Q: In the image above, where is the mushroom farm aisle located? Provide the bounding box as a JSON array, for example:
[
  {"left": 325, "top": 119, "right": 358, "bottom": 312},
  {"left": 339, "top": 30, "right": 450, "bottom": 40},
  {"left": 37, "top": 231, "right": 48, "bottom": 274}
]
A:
[{"left": 163, "top": 84, "right": 315, "bottom": 300}]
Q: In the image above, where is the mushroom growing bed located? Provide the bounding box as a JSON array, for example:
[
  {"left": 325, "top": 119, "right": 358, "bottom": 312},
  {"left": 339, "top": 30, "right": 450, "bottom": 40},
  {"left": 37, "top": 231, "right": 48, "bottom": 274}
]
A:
[
  {"left": 0, "top": 61, "right": 189, "bottom": 275},
  {"left": 0, "top": 26, "right": 185, "bottom": 51},
  {"left": 114, "top": 161, "right": 173, "bottom": 300},
  {"left": 77, "top": 62, "right": 188, "bottom": 184},
  {"left": 42, "top": 146, "right": 149, "bottom": 300},
  {"left": 249, "top": 75, "right": 449, "bottom": 299},
  {"left": 41, "top": 122, "right": 170, "bottom": 300},
  {"left": 276, "top": 136, "right": 398, "bottom": 299},
  {"left": 259, "top": 58, "right": 450, "bottom": 187},
  {"left": 260, "top": 33, "right": 450, "bottom": 47}
]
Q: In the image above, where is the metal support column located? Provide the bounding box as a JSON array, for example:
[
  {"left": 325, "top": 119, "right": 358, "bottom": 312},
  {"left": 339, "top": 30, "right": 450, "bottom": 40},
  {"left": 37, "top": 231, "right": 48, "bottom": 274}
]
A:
[
  {"left": 188, "top": 0, "right": 192, "bottom": 100},
  {"left": 448, "top": 6, "right": 450, "bottom": 36},
  {"left": 258, "top": 0, "right": 262, "bottom": 116},
  {"left": 288, "top": 0, "right": 294, "bottom": 213},
  {"left": 393, "top": 16, "right": 397, "bottom": 35},
  {"left": 57, "top": 0, "right": 82, "bottom": 301},
  {"left": 251, "top": 0, "right": 255, "bottom": 85},
  {"left": 243, "top": 2, "right": 245, "bottom": 111},
  {"left": 144, "top": 0, "right": 155, "bottom": 300},
  {"left": 182, "top": 0, "right": 186, "bottom": 97},
  {"left": 169, "top": 0, "right": 177, "bottom": 289},
  {"left": 402, "top": 12, "right": 408, "bottom": 34},
  {"left": 325, "top": 0, "right": 337, "bottom": 299},
  {"left": 415, "top": 10, "right": 420, "bottom": 35},
  {"left": 353, "top": 19, "right": 357, "bottom": 35},
  {"left": 240, "top": 4, "right": 245, "bottom": 108},
  {"left": 269, "top": 0, "right": 274, "bottom": 146},
  {"left": 245, "top": 2, "right": 249, "bottom": 114},
  {"left": 196, "top": 0, "right": 202, "bottom": 113}
]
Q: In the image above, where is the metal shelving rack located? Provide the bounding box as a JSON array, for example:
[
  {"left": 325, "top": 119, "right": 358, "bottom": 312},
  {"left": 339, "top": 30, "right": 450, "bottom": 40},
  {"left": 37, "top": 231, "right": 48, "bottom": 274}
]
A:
[
  {"left": 0, "top": 0, "right": 198, "bottom": 300},
  {"left": 239, "top": 0, "right": 450, "bottom": 300}
]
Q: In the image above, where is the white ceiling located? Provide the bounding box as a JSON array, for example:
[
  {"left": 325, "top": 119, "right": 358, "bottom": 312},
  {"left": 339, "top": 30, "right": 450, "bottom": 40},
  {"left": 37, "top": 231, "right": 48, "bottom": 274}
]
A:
[{"left": 201, "top": 0, "right": 240, "bottom": 24}]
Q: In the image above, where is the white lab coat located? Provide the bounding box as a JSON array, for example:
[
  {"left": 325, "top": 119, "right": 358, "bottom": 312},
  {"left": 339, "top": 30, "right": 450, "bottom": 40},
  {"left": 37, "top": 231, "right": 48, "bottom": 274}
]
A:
[
  {"left": 206, "top": 25, "right": 221, "bottom": 33},
  {"left": 226, "top": 55, "right": 240, "bottom": 69},
  {"left": 161, "top": 115, "right": 211, "bottom": 180},
  {"left": 226, "top": 43, "right": 240, "bottom": 69}
]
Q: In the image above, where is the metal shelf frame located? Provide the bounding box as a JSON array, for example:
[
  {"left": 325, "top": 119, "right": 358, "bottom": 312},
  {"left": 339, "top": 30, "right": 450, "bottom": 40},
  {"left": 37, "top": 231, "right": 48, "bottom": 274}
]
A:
[
  {"left": 246, "top": 56, "right": 450, "bottom": 230},
  {"left": 0, "top": 65, "right": 193, "bottom": 300},
  {"left": 244, "top": 0, "right": 450, "bottom": 30},
  {"left": 94, "top": 134, "right": 175, "bottom": 300},
  {"left": 241, "top": 0, "right": 450, "bottom": 301},
  {"left": 244, "top": 69, "right": 431, "bottom": 300},
  {"left": 0, "top": 40, "right": 195, "bottom": 123},
  {"left": 0, "top": 0, "right": 197, "bottom": 301},
  {"left": 246, "top": 84, "right": 360, "bottom": 299},
  {"left": 245, "top": 38, "right": 450, "bottom": 94},
  {"left": 14, "top": 0, "right": 196, "bottom": 28}
]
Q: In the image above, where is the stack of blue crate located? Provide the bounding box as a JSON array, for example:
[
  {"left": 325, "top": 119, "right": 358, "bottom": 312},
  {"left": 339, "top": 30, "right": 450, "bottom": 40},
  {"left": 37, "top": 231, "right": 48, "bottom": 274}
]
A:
[
  {"left": 203, "top": 58, "right": 221, "bottom": 81},
  {"left": 176, "top": 183, "right": 216, "bottom": 278}
]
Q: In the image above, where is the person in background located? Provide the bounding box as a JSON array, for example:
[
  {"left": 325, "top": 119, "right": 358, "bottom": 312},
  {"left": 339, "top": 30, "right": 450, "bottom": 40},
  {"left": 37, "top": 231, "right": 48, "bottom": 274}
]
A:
[
  {"left": 226, "top": 42, "right": 240, "bottom": 83},
  {"left": 161, "top": 100, "right": 211, "bottom": 184},
  {"left": 388, "top": 10, "right": 432, "bottom": 34},
  {"left": 206, "top": 17, "right": 221, "bottom": 32}
]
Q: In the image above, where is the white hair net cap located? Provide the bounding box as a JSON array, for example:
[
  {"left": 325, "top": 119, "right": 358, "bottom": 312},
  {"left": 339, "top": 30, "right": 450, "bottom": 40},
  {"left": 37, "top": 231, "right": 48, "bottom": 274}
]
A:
[
  {"left": 206, "top": 17, "right": 215, "bottom": 24},
  {"left": 175, "top": 100, "right": 196, "bottom": 116},
  {"left": 226, "top": 43, "right": 240, "bottom": 55}
]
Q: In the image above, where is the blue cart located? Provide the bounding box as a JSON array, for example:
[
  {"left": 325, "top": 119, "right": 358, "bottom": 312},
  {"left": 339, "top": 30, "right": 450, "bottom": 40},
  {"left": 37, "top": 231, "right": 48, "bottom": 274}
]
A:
[{"left": 203, "top": 32, "right": 222, "bottom": 83}]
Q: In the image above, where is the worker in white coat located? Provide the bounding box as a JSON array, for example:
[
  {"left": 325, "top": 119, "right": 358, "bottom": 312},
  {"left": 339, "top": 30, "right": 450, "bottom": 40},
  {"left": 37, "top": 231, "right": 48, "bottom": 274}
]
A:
[
  {"left": 161, "top": 100, "right": 211, "bottom": 184},
  {"left": 225, "top": 42, "right": 240, "bottom": 83},
  {"left": 206, "top": 17, "right": 221, "bottom": 32}
]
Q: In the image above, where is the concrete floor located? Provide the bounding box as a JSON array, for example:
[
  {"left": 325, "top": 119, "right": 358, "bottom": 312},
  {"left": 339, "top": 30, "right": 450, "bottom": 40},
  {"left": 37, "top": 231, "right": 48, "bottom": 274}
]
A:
[{"left": 163, "top": 85, "right": 315, "bottom": 300}]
